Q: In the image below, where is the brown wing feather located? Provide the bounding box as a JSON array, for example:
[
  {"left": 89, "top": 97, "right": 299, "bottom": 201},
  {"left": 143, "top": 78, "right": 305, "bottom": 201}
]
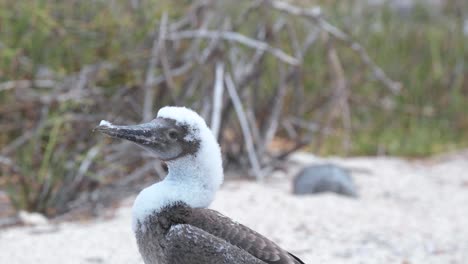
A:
[
  {"left": 165, "top": 224, "right": 265, "bottom": 264},
  {"left": 187, "top": 208, "right": 305, "bottom": 264}
]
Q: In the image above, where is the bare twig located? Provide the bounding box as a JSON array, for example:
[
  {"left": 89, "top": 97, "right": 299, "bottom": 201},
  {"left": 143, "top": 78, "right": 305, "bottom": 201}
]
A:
[
  {"left": 246, "top": 110, "right": 261, "bottom": 147},
  {"left": 210, "top": 62, "right": 224, "bottom": 139},
  {"left": 285, "top": 22, "right": 301, "bottom": 59},
  {"left": 0, "top": 155, "right": 13, "bottom": 167},
  {"left": 269, "top": 0, "right": 322, "bottom": 18},
  {"left": 142, "top": 13, "right": 167, "bottom": 122},
  {"left": 151, "top": 62, "right": 194, "bottom": 87},
  {"left": 0, "top": 80, "right": 57, "bottom": 91},
  {"left": 301, "top": 26, "right": 320, "bottom": 56},
  {"left": 269, "top": 0, "right": 401, "bottom": 93},
  {"left": 74, "top": 65, "right": 94, "bottom": 91},
  {"left": 234, "top": 0, "right": 264, "bottom": 29},
  {"left": 158, "top": 13, "right": 178, "bottom": 104},
  {"left": 318, "top": 18, "right": 401, "bottom": 93},
  {"left": 282, "top": 119, "right": 297, "bottom": 138},
  {"left": 1, "top": 113, "right": 50, "bottom": 155},
  {"left": 166, "top": 29, "right": 299, "bottom": 65},
  {"left": 288, "top": 116, "right": 319, "bottom": 132},
  {"left": 327, "top": 41, "right": 351, "bottom": 153},
  {"left": 74, "top": 145, "right": 102, "bottom": 185},
  {"left": 260, "top": 65, "right": 288, "bottom": 157},
  {"left": 200, "top": 19, "right": 230, "bottom": 63},
  {"left": 225, "top": 73, "right": 263, "bottom": 180},
  {"left": 185, "top": 12, "right": 215, "bottom": 61},
  {"left": 179, "top": 68, "right": 202, "bottom": 102}
]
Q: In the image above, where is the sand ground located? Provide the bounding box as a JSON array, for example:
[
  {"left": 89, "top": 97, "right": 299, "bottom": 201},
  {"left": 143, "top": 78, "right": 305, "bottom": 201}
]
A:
[{"left": 1, "top": 152, "right": 467, "bottom": 264}]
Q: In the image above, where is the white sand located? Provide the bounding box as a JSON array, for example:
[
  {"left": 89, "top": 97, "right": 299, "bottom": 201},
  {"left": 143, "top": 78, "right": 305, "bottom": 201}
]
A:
[{"left": 1, "top": 153, "right": 467, "bottom": 264}]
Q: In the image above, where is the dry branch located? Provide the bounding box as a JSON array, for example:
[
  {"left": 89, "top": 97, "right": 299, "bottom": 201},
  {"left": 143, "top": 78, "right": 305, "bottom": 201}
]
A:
[
  {"left": 158, "top": 12, "right": 178, "bottom": 104},
  {"left": 326, "top": 40, "right": 351, "bottom": 153},
  {"left": 269, "top": 0, "right": 401, "bottom": 94},
  {"left": 142, "top": 12, "right": 168, "bottom": 122},
  {"left": 166, "top": 29, "right": 299, "bottom": 65},
  {"left": 225, "top": 74, "right": 263, "bottom": 180},
  {"left": 0, "top": 80, "right": 57, "bottom": 91},
  {"left": 210, "top": 62, "right": 225, "bottom": 139},
  {"left": 260, "top": 65, "right": 289, "bottom": 158}
]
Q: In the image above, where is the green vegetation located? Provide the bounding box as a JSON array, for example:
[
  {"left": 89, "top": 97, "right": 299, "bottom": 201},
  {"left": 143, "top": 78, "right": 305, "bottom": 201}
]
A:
[
  {"left": 1, "top": 1, "right": 466, "bottom": 157},
  {"left": 0, "top": 0, "right": 467, "bottom": 214},
  {"left": 314, "top": 1, "right": 468, "bottom": 156}
]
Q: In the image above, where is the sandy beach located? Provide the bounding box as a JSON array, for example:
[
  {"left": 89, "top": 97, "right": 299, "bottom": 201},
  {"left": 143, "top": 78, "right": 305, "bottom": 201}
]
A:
[{"left": 1, "top": 152, "right": 467, "bottom": 264}]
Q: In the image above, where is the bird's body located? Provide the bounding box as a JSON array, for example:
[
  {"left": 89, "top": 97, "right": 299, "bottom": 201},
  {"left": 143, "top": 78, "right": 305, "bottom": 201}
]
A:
[
  {"left": 136, "top": 202, "right": 300, "bottom": 264},
  {"left": 97, "top": 106, "right": 305, "bottom": 264}
]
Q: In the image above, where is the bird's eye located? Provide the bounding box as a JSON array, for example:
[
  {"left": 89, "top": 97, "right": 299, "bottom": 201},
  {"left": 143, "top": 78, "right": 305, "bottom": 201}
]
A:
[{"left": 167, "top": 129, "right": 178, "bottom": 140}]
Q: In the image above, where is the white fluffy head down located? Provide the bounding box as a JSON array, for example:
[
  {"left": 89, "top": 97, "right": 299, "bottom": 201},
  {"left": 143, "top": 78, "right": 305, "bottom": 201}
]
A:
[
  {"left": 158, "top": 106, "right": 205, "bottom": 140},
  {"left": 132, "top": 106, "right": 224, "bottom": 231}
]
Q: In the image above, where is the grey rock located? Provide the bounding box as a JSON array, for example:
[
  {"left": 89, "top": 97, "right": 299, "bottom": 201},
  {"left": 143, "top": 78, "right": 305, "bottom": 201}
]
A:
[{"left": 293, "top": 164, "right": 358, "bottom": 197}]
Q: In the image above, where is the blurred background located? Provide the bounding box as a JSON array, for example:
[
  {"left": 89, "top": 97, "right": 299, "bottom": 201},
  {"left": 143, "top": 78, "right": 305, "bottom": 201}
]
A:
[{"left": 0, "top": 0, "right": 467, "bottom": 262}]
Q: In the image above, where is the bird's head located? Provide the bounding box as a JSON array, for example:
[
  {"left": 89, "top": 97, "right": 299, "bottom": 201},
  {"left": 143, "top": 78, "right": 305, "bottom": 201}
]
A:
[{"left": 96, "top": 106, "right": 214, "bottom": 162}]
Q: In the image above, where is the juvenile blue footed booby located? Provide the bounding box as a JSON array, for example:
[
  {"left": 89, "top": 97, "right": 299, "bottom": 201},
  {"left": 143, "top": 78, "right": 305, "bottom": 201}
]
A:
[{"left": 97, "top": 106, "right": 306, "bottom": 264}]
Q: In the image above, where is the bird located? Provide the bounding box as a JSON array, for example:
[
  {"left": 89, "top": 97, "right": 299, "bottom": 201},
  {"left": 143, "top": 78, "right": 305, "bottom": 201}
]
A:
[{"left": 96, "top": 106, "right": 306, "bottom": 264}]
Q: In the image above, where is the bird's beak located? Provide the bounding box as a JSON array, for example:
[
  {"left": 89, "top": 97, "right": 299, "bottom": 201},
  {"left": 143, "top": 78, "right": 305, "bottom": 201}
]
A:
[{"left": 95, "top": 120, "right": 161, "bottom": 146}]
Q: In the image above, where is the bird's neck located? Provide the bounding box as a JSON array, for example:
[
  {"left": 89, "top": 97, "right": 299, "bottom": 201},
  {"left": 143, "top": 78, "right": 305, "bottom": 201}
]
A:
[
  {"left": 132, "top": 150, "right": 223, "bottom": 232},
  {"left": 164, "top": 154, "right": 223, "bottom": 201}
]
